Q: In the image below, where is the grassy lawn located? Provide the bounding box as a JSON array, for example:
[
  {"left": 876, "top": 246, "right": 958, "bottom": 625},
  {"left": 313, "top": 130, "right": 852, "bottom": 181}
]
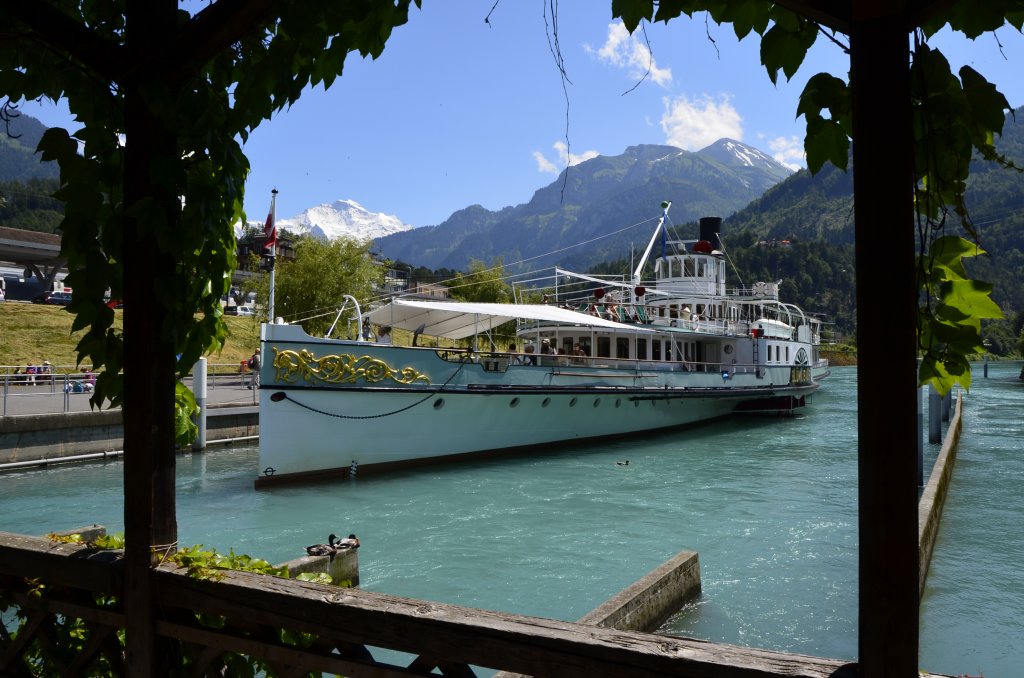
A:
[{"left": 0, "top": 302, "right": 261, "bottom": 372}]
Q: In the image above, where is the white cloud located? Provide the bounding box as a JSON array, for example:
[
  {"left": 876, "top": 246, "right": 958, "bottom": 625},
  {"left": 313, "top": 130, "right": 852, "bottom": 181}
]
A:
[
  {"left": 533, "top": 151, "right": 558, "bottom": 174},
  {"left": 589, "top": 21, "right": 672, "bottom": 88},
  {"left": 534, "top": 141, "right": 600, "bottom": 174},
  {"left": 660, "top": 94, "right": 743, "bottom": 150},
  {"left": 766, "top": 135, "right": 805, "bottom": 171}
]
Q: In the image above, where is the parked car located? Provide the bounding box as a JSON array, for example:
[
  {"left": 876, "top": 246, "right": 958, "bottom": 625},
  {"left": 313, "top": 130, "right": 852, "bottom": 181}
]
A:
[
  {"left": 236, "top": 305, "right": 255, "bottom": 316},
  {"left": 32, "top": 291, "right": 72, "bottom": 305}
]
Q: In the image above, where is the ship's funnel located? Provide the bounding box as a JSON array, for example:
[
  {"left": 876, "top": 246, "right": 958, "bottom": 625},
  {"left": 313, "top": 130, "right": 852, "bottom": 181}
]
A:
[{"left": 698, "top": 216, "right": 723, "bottom": 250}]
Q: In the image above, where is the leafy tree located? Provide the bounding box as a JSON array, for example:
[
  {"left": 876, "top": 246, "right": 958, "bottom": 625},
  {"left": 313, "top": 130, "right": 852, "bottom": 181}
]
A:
[
  {"left": 0, "top": 1, "right": 419, "bottom": 671},
  {"left": 267, "top": 235, "right": 385, "bottom": 338},
  {"left": 447, "top": 259, "right": 514, "bottom": 303}
]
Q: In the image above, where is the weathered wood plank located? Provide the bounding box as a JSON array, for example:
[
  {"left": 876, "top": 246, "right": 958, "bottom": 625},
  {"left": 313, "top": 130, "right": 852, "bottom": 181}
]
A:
[
  {"left": 0, "top": 538, "right": 954, "bottom": 678},
  {"left": 0, "top": 531, "right": 123, "bottom": 594},
  {"left": 155, "top": 565, "right": 878, "bottom": 678},
  {"left": 155, "top": 620, "right": 422, "bottom": 678}
]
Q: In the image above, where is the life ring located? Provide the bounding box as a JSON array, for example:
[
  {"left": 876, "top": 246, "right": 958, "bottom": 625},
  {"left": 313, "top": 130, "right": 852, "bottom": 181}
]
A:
[{"left": 752, "top": 281, "right": 768, "bottom": 297}]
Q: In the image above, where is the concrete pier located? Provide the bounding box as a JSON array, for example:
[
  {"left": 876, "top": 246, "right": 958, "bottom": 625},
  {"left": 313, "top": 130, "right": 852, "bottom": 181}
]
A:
[
  {"left": 0, "top": 404, "right": 258, "bottom": 470},
  {"left": 494, "top": 549, "right": 701, "bottom": 678},
  {"left": 918, "top": 390, "right": 963, "bottom": 597},
  {"left": 576, "top": 549, "right": 701, "bottom": 632}
]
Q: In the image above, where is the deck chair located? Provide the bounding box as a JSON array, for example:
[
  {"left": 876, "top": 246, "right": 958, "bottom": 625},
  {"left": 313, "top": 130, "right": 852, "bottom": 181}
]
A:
[{"left": 634, "top": 305, "right": 649, "bottom": 324}]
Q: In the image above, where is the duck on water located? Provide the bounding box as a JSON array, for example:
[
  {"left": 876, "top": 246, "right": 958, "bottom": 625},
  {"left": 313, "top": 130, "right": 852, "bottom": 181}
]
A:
[{"left": 256, "top": 204, "right": 830, "bottom": 487}]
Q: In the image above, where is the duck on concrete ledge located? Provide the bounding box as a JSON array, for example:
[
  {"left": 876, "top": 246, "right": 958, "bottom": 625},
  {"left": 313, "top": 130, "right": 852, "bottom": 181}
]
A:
[
  {"left": 335, "top": 534, "right": 360, "bottom": 549},
  {"left": 305, "top": 534, "right": 339, "bottom": 558}
]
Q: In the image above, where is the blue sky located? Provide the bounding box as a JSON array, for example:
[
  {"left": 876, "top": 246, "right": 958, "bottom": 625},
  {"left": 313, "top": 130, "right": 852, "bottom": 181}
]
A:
[{"left": 18, "top": 1, "right": 1024, "bottom": 229}]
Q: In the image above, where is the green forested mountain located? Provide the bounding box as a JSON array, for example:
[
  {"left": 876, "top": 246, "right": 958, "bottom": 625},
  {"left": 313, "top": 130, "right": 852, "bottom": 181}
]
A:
[
  {"left": 0, "top": 112, "right": 58, "bottom": 183},
  {"left": 719, "top": 106, "right": 1024, "bottom": 341},
  {"left": 378, "top": 140, "right": 793, "bottom": 272},
  {"left": 1, "top": 112, "right": 62, "bottom": 233},
  {"left": 0, "top": 177, "right": 63, "bottom": 233}
]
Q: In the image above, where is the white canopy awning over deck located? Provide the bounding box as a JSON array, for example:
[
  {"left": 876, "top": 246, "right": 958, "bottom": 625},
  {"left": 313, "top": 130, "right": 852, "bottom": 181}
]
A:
[{"left": 366, "top": 298, "right": 653, "bottom": 340}]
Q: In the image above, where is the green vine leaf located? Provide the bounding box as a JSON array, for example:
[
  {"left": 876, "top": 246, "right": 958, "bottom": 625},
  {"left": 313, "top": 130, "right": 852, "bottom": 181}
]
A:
[
  {"left": 797, "top": 73, "right": 851, "bottom": 173},
  {"left": 918, "top": 237, "right": 1003, "bottom": 395},
  {"left": 175, "top": 381, "right": 199, "bottom": 448},
  {"left": 612, "top": 0, "right": 654, "bottom": 32},
  {"left": 759, "top": 8, "right": 816, "bottom": 84}
]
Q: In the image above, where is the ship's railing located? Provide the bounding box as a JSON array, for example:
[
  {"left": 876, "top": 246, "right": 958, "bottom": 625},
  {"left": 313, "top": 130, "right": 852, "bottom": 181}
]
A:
[
  {"left": 0, "top": 531, "right": 871, "bottom": 677},
  {"left": 434, "top": 350, "right": 772, "bottom": 377}
]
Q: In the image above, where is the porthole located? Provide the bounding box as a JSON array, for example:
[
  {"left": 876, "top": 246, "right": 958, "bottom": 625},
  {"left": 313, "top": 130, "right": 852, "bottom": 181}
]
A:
[
  {"left": 510, "top": 397, "right": 520, "bottom": 408},
  {"left": 593, "top": 398, "right": 601, "bottom": 408},
  {"left": 542, "top": 397, "right": 551, "bottom": 407},
  {"left": 433, "top": 399, "right": 445, "bottom": 409},
  {"left": 634, "top": 401, "right": 640, "bottom": 408},
  {"left": 615, "top": 398, "right": 621, "bottom": 408},
  {"left": 569, "top": 397, "right": 578, "bottom": 407}
]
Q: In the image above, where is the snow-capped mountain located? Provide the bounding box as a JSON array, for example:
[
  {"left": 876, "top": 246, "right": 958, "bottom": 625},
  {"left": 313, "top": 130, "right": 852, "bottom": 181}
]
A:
[
  {"left": 273, "top": 199, "right": 413, "bottom": 241},
  {"left": 697, "top": 138, "right": 793, "bottom": 183}
]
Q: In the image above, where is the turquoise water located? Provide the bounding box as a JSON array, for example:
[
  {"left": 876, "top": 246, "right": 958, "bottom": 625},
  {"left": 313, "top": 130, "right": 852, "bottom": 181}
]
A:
[{"left": 2, "top": 364, "right": 1021, "bottom": 676}]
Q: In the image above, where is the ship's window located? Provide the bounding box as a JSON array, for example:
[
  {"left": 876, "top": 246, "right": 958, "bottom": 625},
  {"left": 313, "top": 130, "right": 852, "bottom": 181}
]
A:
[
  {"left": 569, "top": 397, "right": 578, "bottom": 407},
  {"left": 597, "top": 336, "right": 611, "bottom": 358},
  {"left": 593, "top": 398, "right": 601, "bottom": 408},
  {"left": 786, "top": 346, "right": 790, "bottom": 362},
  {"left": 615, "top": 398, "right": 621, "bottom": 408},
  {"left": 510, "top": 398, "right": 520, "bottom": 408},
  {"left": 636, "top": 338, "right": 648, "bottom": 360},
  {"left": 616, "top": 337, "right": 629, "bottom": 359},
  {"left": 542, "top": 398, "right": 551, "bottom": 407},
  {"left": 670, "top": 304, "right": 678, "bottom": 319},
  {"left": 652, "top": 340, "right": 662, "bottom": 361},
  {"left": 433, "top": 399, "right": 445, "bottom": 409},
  {"left": 683, "top": 258, "right": 695, "bottom": 276}
]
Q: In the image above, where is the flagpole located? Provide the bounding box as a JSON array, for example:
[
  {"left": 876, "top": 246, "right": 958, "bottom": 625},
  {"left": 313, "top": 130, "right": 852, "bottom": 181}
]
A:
[{"left": 268, "top": 188, "right": 277, "bottom": 322}]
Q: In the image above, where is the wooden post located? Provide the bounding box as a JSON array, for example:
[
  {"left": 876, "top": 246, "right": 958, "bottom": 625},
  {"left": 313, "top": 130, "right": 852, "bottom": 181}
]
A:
[
  {"left": 122, "top": 1, "right": 180, "bottom": 674},
  {"left": 850, "top": 4, "right": 919, "bottom": 675}
]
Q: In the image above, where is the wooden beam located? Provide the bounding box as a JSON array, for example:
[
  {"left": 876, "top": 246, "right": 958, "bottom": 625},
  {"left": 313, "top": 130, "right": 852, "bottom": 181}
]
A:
[
  {"left": 122, "top": 1, "right": 180, "bottom": 675},
  {"left": 849, "top": 3, "right": 920, "bottom": 676},
  {"left": 155, "top": 566, "right": 870, "bottom": 678}
]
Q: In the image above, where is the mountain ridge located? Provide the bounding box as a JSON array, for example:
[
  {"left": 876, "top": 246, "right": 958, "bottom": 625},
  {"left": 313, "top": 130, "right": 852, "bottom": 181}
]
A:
[{"left": 375, "top": 138, "right": 794, "bottom": 271}]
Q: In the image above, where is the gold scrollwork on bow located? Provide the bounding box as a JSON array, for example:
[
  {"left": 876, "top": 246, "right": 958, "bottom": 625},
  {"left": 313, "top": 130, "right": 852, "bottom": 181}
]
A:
[{"left": 271, "top": 348, "right": 431, "bottom": 386}]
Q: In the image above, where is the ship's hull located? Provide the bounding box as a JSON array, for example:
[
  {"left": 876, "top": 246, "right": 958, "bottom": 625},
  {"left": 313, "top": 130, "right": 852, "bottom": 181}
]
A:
[{"left": 255, "top": 328, "right": 818, "bottom": 487}]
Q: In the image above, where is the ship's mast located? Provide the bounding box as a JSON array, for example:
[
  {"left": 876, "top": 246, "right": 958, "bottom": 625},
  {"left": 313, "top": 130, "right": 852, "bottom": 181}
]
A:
[{"left": 632, "top": 201, "right": 671, "bottom": 283}]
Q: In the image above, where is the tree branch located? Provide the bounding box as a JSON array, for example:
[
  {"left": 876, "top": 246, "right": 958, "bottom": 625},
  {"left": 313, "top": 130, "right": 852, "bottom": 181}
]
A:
[
  {"left": 167, "top": 0, "right": 281, "bottom": 86},
  {"left": 0, "top": 1, "right": 123, "bottom": 82}
]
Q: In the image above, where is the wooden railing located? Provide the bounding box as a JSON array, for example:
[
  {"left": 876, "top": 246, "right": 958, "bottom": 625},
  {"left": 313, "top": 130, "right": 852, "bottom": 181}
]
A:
[{"left": 1, "top": 532, "right": 955, "bottom": 678}]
